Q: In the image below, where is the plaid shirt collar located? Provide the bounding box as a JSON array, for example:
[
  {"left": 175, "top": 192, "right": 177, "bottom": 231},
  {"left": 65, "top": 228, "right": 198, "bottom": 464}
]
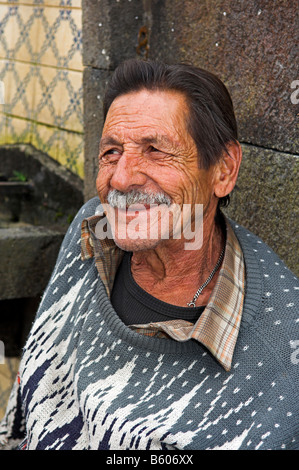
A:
[{"left": 81, "top": 211, "right": 245, "bottom": 371}]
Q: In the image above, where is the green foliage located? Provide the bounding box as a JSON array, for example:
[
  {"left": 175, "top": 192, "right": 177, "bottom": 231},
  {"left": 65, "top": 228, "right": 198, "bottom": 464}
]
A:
[{"left": 9, "top": 170, "right": 28, "bottom": 182}]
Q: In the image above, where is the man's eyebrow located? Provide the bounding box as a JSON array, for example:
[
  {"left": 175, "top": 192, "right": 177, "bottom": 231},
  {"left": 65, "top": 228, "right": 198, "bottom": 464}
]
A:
[
  {"left": 99, "top": 134, "right": 177, "bottom": 150},
  {"left": 99, "top": 136, "right": 121, "bottom": 150},
  {"left": 139, "top": 135, "right": 176, "bottom": 148}
]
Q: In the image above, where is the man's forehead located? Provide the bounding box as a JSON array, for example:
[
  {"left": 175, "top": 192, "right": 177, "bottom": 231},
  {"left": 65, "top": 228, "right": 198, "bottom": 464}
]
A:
[
  {"left": 105, "top": 89, "right": 188, "bottom": 121},
  {"left": 99, "top": 133, "right": 178, "bottom": 148},
  {"left": 101, "top": 90, "right": 191, "bottom": 146}
]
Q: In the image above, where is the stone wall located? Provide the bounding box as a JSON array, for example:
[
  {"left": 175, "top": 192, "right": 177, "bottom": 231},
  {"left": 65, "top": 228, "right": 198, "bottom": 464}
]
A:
[{"left": 83, "top": 0, "right": 298, "bottom": 275}]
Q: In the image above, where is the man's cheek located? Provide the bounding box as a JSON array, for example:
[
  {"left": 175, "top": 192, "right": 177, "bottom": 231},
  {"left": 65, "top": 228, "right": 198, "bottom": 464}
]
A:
[{"left": 96, "top": 170, "right": 109, "bottom": 194}]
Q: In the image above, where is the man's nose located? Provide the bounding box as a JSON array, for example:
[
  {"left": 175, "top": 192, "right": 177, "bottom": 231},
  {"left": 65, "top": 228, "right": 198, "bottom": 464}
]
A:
[{"left": 110, "top": 152, "right": 147, "bottom": 192}]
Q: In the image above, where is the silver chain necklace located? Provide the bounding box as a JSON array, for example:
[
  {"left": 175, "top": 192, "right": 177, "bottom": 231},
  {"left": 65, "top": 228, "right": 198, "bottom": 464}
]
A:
[{"left": 187, "top": 246, "right": 225, "bottom": 307}]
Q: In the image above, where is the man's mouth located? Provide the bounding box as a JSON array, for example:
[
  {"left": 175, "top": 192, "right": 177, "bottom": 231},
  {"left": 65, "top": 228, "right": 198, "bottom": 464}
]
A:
[
  {"left": 107, "top": 189, "right": 172, "bottom": 210},
  {"left": 119, "top": 203, "right": 153, "bottom": 212}
]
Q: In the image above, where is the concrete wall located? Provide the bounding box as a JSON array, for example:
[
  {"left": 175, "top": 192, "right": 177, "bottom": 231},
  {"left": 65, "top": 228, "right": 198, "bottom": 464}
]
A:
[
  {"left": 0, "top": 0, "right": 84, "bottom": 177},
  {"left": 83, "top": 0, "right": 299, "bottom": 276}
]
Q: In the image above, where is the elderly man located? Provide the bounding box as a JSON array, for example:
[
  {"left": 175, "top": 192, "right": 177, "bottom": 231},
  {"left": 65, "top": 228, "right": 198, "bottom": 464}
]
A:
[{"left": 1, "top": 59, "right": 298, "bottom": 451}]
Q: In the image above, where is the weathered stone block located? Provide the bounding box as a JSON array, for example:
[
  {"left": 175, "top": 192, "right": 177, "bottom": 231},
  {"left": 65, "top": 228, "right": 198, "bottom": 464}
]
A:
[
  {"left": 0, "top": 144, "right": 84, "bottom": 227},
  {"left": 0, "top": 226, "right": 64, "bottom": 300},
  {"left": 148, "top": 0, "right": 298, "bottom": 155},
  {"left": 83, "top": 0, "right": 147, "bottom": 70},
  {"left": 0, "top": 144, "right": 84, "bottom": 300},
  {"left": 83, "top": 0, "right": 298, "bottom": 154},
  {"left": 224, "top": 144, "right": 299, "bottom": 276}
]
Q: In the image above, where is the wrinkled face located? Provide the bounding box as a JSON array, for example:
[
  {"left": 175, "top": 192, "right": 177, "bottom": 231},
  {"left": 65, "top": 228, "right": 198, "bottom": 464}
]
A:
[{"left": 96, "top": 89, "right": 218, "bottom": 251}]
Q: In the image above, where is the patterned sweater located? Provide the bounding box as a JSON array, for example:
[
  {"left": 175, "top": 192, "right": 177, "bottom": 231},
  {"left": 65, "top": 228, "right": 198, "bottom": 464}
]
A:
[{"left": 0, "top": 197, "right": 298, "bottom": 450}]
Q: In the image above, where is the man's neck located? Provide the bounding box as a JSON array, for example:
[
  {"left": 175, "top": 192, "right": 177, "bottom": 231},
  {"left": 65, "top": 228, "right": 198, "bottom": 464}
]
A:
[{"left": 130, "top": 215, "right": 225, "bottom": 307}]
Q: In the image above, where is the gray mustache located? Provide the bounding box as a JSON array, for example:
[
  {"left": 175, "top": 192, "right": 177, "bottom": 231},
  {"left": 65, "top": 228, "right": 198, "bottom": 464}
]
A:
[{"left": 107, "top": 189, "right": 172, "bottom": 209}]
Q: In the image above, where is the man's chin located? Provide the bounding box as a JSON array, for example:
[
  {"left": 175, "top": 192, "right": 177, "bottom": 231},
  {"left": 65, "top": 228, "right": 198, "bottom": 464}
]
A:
[{"left": 113, "top": 236, "right": 162, "bottom": 252}]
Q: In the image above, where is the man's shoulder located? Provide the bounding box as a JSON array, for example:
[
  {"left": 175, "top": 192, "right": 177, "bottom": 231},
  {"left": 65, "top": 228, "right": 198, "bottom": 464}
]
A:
[
  {"left": 227, "top": 218, "right": 298, "bottom": 339},
  {"left": 75, "top": 196, "right": 102, "bottom": 220},
  {"left": 227, "top": 217, "right": 298, "bottom": 281},
  {"left": 66, "top": 196, "right": 102, "bottom": 237},
  {"left": 57, "top": 196, "right": 102, "bottom": 255},
  {"left": 228, "top": 220, "right": 298, "bottom": 390}
]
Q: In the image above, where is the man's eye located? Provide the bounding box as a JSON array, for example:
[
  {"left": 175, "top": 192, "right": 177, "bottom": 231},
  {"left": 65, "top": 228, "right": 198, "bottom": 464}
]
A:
[
  {"left": 147, "top": 146, "right": 169, "bottom": 159},
  {"left": 100, "top": 149, "right": 121, "bottom": 162},
  {"left": 150, "top": 146, "right": 160, "bottom": 152}
]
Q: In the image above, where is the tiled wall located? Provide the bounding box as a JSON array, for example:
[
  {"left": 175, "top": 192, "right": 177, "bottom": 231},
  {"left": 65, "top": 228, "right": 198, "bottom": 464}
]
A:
[{"left": 0, "top": 0, "right": 84, "bottom": 177}]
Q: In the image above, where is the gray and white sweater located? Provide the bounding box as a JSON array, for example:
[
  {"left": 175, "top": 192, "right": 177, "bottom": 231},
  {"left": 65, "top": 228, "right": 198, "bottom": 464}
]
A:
[{"left": 0, "top": 197, "right": 298, "bottom": 450}]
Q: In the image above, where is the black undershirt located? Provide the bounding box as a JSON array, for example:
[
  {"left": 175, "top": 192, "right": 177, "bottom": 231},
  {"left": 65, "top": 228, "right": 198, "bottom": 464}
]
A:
[{"left": 111, "top": 252, "right": 205, "bottom": 326}]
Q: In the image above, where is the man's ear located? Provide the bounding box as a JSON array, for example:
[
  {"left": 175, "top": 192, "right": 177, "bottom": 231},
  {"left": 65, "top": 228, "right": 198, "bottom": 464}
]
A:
[{"left": 214, "top": 141, "right": 242, "bottom": 199}]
